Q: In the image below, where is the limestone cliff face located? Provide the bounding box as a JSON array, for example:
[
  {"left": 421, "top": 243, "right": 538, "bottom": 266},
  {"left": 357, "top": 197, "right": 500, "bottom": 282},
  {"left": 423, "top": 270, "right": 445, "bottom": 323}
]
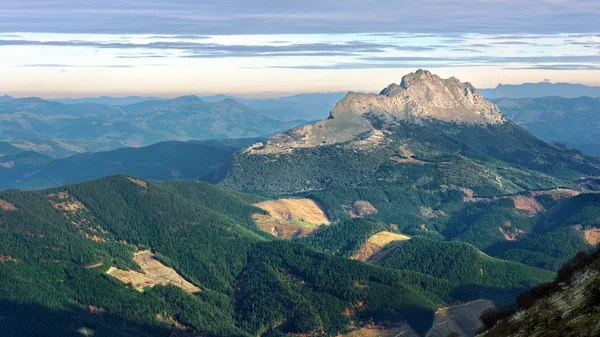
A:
[{"left": 251, "top": 70, "right": 506, "bottom": 154}]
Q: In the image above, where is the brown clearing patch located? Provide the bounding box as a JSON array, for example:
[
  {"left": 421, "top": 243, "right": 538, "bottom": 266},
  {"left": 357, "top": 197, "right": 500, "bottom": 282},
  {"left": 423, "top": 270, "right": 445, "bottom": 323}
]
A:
[
  {"left": 0, "top": 256, "right": 19, "bottom": 263},
  {"left": 353, "top": 231, "right": 410, "bottom": 263},
  {"left": 459, "top": 187, "right": 475, "bottom": 199},
  {"left": 86, "top": 262, "right": 104, "bottom": 269},
  {"left": 344, "top": 200, "right": 378, "bottom": 218},
  {"left": 253, "top": 198, "right": 329, "bottom": 225},
  {"left": 419, "top": 206, "right": 446, "bottom": 220},
  {"left": 530, "top": 188, "right": 580, "bottom": 200},
  {"left": 390, "top": 144, "right": 427, "bottom": 164},
  {"left": 0, "top": 199, "right": 17, "bottom": 211},
  {"left": 499, "top": 221, "right": 524, "bottom": 241},
  {"left": 88, "top": 305, "right": 104, "bottom": 315},
  {"left": 499, "top": 227, "right": 517, "bottom": 241},
  {"left": 106, "top": 250, "right": 200, "bottom": 294},
  {"left": 344, "top": 324, "right": 418, "bottom": 337},
  {"left": 155, "top": 314, "right": 186, "bottom": 329},
  {"left": 48, "top": 192, "right": 113, "bottom": 242},
  {"left": 584, "top": 228, "right": 600, "bottom": 245},
  {"left": 84, "top": 233, "right": 106, "bottom": 242},
  {"left": 48, "top": 192, "right": 86, "bottom": 212},
  {"left": 127, "top": 176, "right": 148, "bottom": 189},
  {"left": 252, "top": 213, "right": 317, "bottom": 239},
  {"left": 511, "top": 195, "right": 545, "bottom": 216}
]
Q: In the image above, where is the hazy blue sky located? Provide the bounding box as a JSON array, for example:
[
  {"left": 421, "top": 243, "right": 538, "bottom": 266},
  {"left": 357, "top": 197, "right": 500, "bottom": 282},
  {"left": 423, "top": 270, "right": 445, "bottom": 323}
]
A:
[{"left": 1, "top": 1, "right": 599, "bottom": 97}]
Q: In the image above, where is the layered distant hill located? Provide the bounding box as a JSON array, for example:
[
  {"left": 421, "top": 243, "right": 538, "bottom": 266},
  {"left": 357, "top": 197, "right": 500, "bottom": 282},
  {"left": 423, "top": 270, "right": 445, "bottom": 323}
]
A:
[
  {"left": 51, "top": 92, "right": 344, "bottom": 122},
  {"left": 51, "top": 96, "right": 167, "bottom": 105},
  {"left": 0, "top": 141, "right": 24, "bottom": 156},
  {"left": 0, "top": 95, "right": 306, "bottom": 154},
  {"left": 480, "top": 82, "right": 600, "bottom": 99},
  {"left": 492, "top": 96, "right": 600, "bottom": 156},
  {"left": 0, "top": 139, "right": 259, "bottom": 190}
]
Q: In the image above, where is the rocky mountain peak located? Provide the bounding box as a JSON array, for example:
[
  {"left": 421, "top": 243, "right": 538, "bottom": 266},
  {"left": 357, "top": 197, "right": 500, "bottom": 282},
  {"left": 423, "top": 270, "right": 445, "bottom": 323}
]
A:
[
  {"left": 253, "top": 70, "right": 507, "bottom": 153},
  {"left": 399, "top": 69, "right": 437, "bottom": 89},
  {"left": 332, "top": 70, "right": 505, "bottom": 124}
]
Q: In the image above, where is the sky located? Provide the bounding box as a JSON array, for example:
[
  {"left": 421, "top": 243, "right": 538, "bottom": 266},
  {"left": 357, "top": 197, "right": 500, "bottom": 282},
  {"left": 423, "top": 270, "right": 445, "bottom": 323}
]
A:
[{"left": 1, "top": 0, "right": 600, "bottom": 98}]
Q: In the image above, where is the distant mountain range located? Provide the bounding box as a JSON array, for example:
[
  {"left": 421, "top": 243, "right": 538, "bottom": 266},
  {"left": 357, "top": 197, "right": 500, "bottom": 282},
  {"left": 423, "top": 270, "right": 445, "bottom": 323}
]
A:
[
  {"left": 48, "top": 92, "right": 345, "bottom": 121},
  {"left": 493, "top": 96, "right": 600, "bottom": 155},
  {"left": 0, "top": 95, "right": 306, "bottom": 155},
  {"left": 0, "top": 138, "right": 260, "bottom": 190},
  {"left": 480, "top": 82, "right": 600, "bottom": 99},
  {"left": 51, "top": 96, "right": 167, "bottom": 105}
]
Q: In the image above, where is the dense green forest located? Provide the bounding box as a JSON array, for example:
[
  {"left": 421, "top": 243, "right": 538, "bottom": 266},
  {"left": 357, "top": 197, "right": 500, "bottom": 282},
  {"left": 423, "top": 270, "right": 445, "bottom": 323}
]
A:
[
  {"left": 0, "top": 175, "right": 520, "bottom": 337},
  {"left": 302, "top": 184, "right": 600, "bottom": 272},
  {"left": 219, "top": 120, "right": 597, "bottom": 194},
  {"left": 1, "top": 174, "right": 598, "bottom": 336},
  {"left": 376, "top": 238, "right": 554, "bottom": 304}
]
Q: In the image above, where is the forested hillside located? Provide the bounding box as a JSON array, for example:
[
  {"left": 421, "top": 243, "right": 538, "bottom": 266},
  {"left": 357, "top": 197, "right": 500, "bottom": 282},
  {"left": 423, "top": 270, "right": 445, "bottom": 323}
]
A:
[
  {"left": 0, "top": 139, "right": 260, "bottom": 190},
  {"left": 0, "top": 175, "right": 551, "bottom": 337},
  {"left": 219, "top": 120, "right": 598, "bottom": 195}
]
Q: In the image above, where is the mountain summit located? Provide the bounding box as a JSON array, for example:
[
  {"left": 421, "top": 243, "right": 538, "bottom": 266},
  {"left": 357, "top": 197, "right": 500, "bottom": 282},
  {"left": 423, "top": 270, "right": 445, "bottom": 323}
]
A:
[
  {"left": 253, "top": 70, "right": 505, "bottom": 153},
  {"left": 218, "top": 70, "right": 600, "bottom": 194}
]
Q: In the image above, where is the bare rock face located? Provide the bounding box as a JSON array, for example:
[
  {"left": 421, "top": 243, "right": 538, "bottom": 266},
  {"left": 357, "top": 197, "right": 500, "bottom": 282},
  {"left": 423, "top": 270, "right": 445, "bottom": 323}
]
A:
[{"left": 253, "top": 70, "right": 506, "bottom": 153}]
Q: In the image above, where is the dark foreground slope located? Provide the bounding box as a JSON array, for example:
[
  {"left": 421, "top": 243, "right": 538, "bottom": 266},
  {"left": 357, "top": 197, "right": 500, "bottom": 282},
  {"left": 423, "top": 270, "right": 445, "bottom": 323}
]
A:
[
  {"left": 481, "top": 246, "right": 600, "bottom": 337},
  {"left": 0, "top": 175, "right": 551, "bottom": 337}
]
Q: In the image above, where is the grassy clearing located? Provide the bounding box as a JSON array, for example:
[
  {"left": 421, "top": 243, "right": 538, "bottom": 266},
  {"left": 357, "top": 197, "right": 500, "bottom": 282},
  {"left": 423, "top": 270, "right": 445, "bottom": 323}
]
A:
[{"left": 253, "top": 198, "right": 330, "bottom": 225}]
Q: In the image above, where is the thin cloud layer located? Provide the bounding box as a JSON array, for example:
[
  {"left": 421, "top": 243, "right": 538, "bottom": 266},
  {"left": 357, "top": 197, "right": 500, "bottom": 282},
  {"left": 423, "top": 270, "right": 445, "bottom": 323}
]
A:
[{"left": 2, "top": 0, "right": 600, "bottom": 34}]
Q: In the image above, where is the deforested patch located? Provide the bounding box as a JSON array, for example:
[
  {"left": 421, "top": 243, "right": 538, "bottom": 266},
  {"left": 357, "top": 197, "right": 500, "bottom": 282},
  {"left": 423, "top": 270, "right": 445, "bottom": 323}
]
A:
[
  {"left": 511, "top": 195, "right": 545, "bottom": 216},
  {"left": 48, "top": 191, "right": 113, "bottom": 242},
  {"left": 353, "top": 231, "right": 410, "bottom": 263},
  {"left": 390, "top": 144, "right": 428, "bottom": 164},
  {"left": 0, "top": 255, "right": 19, "bottom": 263},
  {"left": 48, "top": 192, "right": 86, "bottom": 212},
  {"left": 500, "top": 221, "right": 524, "bottom": 241},
  {"left": 0, "top": 199, "right": 17, "bottom": 211},
  {"left": 344, "top": 200, "right": 378, "bottom": 218},
  {"left": 252, "top": 213, "right": 318, "bottom": 239},
  {"left": 584, "top": 228, "right": 600, "bottom": 245},
  {"left": 106, "top": 250, "right": 200, "bottom": 294},
  {"left": 419, "top": 206, "right": 446, "bottom": 220},
  {"left": 253, "top": 198, "right": 330, "bottom": 225},
  {"left": 343, "top": 323, "right": 418, "bottom": 337},
  {"left": 127, "top": 176, "right": 148, "bottom": 189}
]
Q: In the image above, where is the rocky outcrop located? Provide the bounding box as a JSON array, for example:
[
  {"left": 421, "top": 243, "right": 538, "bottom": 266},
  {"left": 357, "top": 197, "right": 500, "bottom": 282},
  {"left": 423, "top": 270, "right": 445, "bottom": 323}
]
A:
[
  {"left": 252, "top": 70, "right": 506, "bottom": 154},
  {"left": 481, "top": 247, "right": 600, "bottom": 337}
]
